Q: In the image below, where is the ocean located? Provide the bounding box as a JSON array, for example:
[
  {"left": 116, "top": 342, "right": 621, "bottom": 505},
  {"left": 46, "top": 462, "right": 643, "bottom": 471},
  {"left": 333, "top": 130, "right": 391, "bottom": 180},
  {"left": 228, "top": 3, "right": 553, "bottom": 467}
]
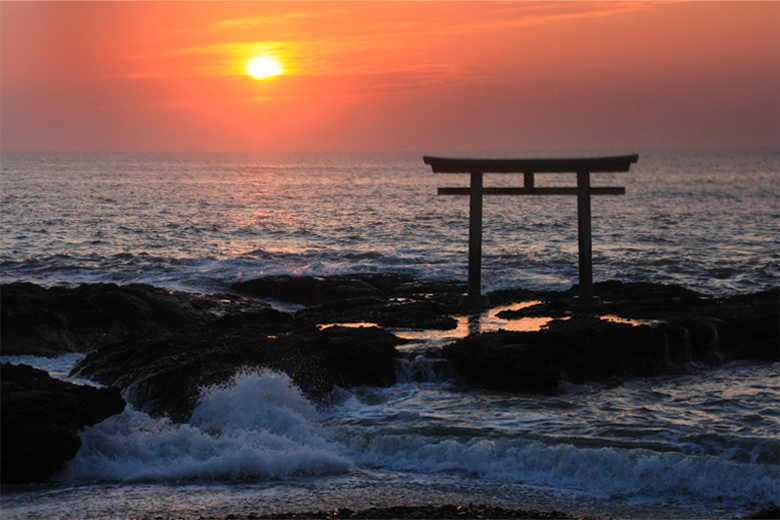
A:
[{"left": 1, "top": 149, "right": 778, "bottom": 519}]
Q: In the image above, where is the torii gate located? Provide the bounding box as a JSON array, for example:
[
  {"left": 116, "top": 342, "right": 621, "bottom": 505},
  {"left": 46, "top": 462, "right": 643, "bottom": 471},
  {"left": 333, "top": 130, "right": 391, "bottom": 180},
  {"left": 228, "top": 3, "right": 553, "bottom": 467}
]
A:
[{"left": 424, "top": 154, "right": 639, "bottom": 308}]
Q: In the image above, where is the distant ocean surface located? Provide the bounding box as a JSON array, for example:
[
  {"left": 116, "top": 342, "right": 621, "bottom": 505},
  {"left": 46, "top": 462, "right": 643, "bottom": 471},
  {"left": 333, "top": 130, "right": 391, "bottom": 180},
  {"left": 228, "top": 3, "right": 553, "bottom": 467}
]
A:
[
  {"left": 2, "top": 149, "right": 778, "bottom": 295},
  {"left": 1, "top": 149, "right": 778, "bottom": 519}
]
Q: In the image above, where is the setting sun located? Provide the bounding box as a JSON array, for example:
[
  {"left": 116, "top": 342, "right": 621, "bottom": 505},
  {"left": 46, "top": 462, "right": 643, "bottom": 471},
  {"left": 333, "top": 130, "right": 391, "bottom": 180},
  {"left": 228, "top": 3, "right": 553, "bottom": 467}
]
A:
[{"left": 247, "top": 56, "right": 283, "bottom": 80}]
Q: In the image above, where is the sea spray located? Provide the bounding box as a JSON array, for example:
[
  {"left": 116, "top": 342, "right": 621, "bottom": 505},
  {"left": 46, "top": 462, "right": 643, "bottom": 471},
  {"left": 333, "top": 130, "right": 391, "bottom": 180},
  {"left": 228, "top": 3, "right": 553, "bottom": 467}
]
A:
[
  {"left": 340, "top": 431, "right": 779, "bottom": 507},
  {"left": 61, "top": 371, "right": 350, "bottom": 482}
]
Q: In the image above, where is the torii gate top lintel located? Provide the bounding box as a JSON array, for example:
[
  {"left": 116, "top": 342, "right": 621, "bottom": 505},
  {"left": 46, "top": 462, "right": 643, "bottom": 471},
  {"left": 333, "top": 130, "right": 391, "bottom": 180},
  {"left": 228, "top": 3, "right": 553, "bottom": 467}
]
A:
[
  {"left": 423, "top": 153, "right": 639, "bottom": 174},
  {"left": 424, "top": 153, "right": 639, "bottom": 309}
]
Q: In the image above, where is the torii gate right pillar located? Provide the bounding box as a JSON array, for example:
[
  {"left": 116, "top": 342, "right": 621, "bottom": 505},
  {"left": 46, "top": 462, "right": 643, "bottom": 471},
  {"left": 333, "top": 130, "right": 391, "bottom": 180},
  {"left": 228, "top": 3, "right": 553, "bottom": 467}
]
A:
[{"left": 464, "top": 172, "right": 489, "bottom": 308}]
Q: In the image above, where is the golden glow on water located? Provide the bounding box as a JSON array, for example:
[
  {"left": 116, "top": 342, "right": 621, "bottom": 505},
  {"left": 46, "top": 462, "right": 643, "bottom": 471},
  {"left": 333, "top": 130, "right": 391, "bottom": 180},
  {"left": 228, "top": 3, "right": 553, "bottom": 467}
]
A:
[
  {"left": 395, "top": 301, "right": 560, "bottom": 345},
  {"left": 455, "top": 301, "right": 572, "bottom": 337},
  {"left": 601, "top": 315, "right": 660, "bottom": 326},
  {"left": 317, "top": 322, "right": 379, "bottom": 330}
]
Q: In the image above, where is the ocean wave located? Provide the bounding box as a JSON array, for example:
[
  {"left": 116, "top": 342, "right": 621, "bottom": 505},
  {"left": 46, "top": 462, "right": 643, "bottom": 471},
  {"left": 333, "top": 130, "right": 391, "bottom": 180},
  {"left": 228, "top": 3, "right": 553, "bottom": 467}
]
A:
[
  {"left": 61, "top": 372, "right": 350, "bottom": 483},
  {"left": 344, "top": 434, "right": 779, "bottom": 507},
  {"left": 58, "top": 370, "right": 780, "bottom": 509}
]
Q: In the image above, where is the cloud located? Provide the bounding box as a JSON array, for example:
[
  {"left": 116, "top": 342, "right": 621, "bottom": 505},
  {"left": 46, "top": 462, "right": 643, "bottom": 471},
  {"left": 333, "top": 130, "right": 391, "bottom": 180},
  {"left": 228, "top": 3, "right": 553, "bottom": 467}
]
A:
[{"left": 121, "top": 2, "right": 660, "bottom": 80}]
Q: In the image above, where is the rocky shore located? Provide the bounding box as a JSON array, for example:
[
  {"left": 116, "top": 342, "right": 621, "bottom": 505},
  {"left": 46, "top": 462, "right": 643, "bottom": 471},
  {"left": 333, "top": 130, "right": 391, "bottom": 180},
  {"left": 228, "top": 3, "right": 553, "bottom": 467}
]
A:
[
  {"left": 0, "top": 362, "right": 125, "bottom": 482},
  {"left": 212, "top": 503, "right": 592, "bottom": 519},
  {"left": 1, "top": 275, "right": 778, "bottom": 484},
  {"left": 154, "top": 502, "right": 780, "bottom": 520}
]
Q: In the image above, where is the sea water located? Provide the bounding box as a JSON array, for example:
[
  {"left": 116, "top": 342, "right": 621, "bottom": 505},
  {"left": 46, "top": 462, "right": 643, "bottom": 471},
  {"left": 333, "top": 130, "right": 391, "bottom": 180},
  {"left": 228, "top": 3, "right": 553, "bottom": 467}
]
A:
[
  {"left": 1, "top": 149, "right": 778, "bottom": 519},
  {"left": 2, "top": 149, "right": 777, "bottom": 295}
]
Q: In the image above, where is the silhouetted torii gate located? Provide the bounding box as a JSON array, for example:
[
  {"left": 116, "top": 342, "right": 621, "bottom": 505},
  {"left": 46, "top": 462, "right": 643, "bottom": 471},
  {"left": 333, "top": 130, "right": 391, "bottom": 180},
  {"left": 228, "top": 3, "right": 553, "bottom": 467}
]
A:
[{"left": 424, "top": 154, "right": 639, "bottom": 308}]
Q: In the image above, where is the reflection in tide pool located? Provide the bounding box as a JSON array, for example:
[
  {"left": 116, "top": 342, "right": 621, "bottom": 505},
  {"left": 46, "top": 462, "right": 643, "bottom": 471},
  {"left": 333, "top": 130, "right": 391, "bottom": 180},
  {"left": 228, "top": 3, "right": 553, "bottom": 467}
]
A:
[
  {"left": 395, "top": 301, "right": 553, "bottom": 347},
  {"left": 317, "top": 322, "right": 380, "bottom": 331}
]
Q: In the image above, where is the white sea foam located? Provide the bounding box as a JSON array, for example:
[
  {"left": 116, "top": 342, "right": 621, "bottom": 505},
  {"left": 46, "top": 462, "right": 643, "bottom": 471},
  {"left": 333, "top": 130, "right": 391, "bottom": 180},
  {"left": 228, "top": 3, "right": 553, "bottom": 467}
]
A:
[
  {"left": 343, "top": 434, "right": 779, "bottom": 507},
  {"left": 62, "top": 371, "right": 350, "bottom": 482},
  {"left": 61, "top": 371, "right": 778, "bottom": 507}
]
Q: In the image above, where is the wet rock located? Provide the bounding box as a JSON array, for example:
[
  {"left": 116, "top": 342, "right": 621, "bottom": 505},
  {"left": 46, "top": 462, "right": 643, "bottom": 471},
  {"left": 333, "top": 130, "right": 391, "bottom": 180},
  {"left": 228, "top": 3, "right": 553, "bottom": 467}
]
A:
[
  {"left": 5, "top": 278, "right": 776, "bottom": 408},
  {"left": 574, "top": 279, "right": 708, "bottom": 302},
  {"left": 232, "top": 274, "right": 407, "bottom": 305},
  {"left": 232, "top": 273, "right": 467, "bottom": 307},
  {"left": 442, "top": 316, "right": 675, "bottom": 394},
  {"left": 443, "top": 338, "right": 561, "bottom": 394},
  {"left": 495, "top": 299, "right": 569, "bottom": 320},
  {"left": 1, "top": 282, "right": 274, "bottom": 356},
  {"left": 442, "top": 283, "right": 778, "bottom": 394},
  {"left": 296, "top": 297, "right": 458, "bottom": 331},
  {"left": 485, "top": 287, "right": 543, "bottom": 306},
  {"left": 247, "top": 503, "right": 586, "bottom": 519},
  {"left": 1, "top": 362, "right": 125, "bottom": 482},
  {"left": 234, "top": 274, "right": 461, "bottom": 330},
  {"left": 495, "top": 282, "right": 778, "bottom": 367},
  {"left": 743, "top": 504, "right": 780, "bottom": 519},
  {"left": 654, "top": 322, "right": 692, "bottom": 366},
  {"left": 72, "top": 317, "right": 405, "bottom": 422},
  {"left": 600, "top": 286, "right": 779, "bottom": 363}
]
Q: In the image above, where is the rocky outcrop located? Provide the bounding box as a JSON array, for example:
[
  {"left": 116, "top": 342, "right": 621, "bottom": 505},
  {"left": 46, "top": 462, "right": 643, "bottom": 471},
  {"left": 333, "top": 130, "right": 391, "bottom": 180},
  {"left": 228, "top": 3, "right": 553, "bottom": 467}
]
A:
[
  {"left": 445, "top": 283, "right": 778, "bottom": 394},
  {"left": 72, "top": 317, "right": 405, "bottom": 423},
  {"left": 0, "top": 282, "right": 273, "bottom": 356},
  {"left": 443, "top": 316, "right": 675, "bottom": 394},
  {"left": 494, "top": 282, "right": 778, "bottom": 364},
  {"left": 248, "top": 503, "right": 583, "bottom": 519},
  {"left": 744, "top": 504, "right": 780, "bottom": 519},
  {"left": 233, "top": 274, "right": 391, "bottom": 306},
  {"left": 232, "top": 273, "right": 467, "bottom": 307},
  {"left": 6, "top": 278, "right": 777, "bottom": 410},
  {"left": 232, "top": 273, "right": 462, "bottom": 331},
  {"left": 295, "top": 296, "right": 458, "bottom": 331},
  {"left": 1, "top": 363, "right": 125, "bottom": 483}
]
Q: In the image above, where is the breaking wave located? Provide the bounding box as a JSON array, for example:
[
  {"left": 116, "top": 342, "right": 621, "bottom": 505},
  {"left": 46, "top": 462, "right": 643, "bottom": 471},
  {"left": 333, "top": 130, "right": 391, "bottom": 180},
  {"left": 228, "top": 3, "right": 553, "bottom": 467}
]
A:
[
  {"left": 62, "top": 372, "right": 350, "bottom": 482},
  {"left": 59, "top": 370, "right": 779, "bottom": 510}
]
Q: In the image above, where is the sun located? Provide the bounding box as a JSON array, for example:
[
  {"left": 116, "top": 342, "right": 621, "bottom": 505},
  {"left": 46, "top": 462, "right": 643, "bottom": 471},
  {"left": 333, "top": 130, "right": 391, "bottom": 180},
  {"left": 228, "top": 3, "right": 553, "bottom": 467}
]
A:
[{"left": 246, "top": 56, "right": 283, "bottom": 80}]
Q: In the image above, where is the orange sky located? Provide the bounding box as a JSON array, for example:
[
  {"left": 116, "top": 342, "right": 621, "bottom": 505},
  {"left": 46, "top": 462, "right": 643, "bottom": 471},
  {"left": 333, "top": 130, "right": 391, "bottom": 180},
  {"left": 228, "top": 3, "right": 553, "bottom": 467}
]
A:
[{"left": 1, "top": 1, "right": 778, "bottom": 153}]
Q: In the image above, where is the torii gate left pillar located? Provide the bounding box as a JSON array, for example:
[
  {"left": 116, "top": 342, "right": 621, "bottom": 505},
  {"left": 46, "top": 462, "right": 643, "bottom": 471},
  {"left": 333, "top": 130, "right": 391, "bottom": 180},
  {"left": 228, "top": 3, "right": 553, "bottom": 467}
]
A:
[
  {"left": 424, "top": 154, "right": 639, "bottom": 309},
  {"left": 466, "top": 171, "right": 484, "bottom": 306}
]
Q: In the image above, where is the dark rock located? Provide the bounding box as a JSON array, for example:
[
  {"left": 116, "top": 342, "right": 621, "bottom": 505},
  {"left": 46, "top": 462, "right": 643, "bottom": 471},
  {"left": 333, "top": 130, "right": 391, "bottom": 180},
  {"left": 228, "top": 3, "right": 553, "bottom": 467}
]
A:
[
  {"left": 443, "top": 338, "right": 561, "bottom": 394},
  {"left": 654, "top": 322, "right": 692, "bottom": 366},
  {"left": 585, "top": 279, "right": 708, "bottom": 302},
  {"left": 1, "top": 282, "right": 274, "bottom": 356},
  {"left": 494, "top": 282, "right": 778, "bottom": 368},
  {"left": 1, "top": 363, "right": 126, "bottom": 482},
  {"left": 442, "top": 283, "right": 778, "bottom": 394},
  {"left": 699, "top": 289, "right": 780, "bottom": 362},
  {"left": 670, "top": 317, "right": 723, "bottom": 365},
  {"left": 598, "top": 286, "right": 779, "bottom": 364},
  {"left": 296, "top": 297, "right": 458, "bottom": 331},
  {"left": 496, "top": 299, "right": 569, "bottom": 320},
  {"left": 232, "top": 274, "right": 401, "bottom": 305},
  {"left": 743, "top": 504, "right": 780, "bottom": 519},
  {"left": 72, "top": 317, "right": 405, "bottom": 422},
  {"left": 232, "top": 273, "right": 467, "bottom": 307},
  {"left": 248, "top": 503, "right": 585, "bottom": 519},
  {"left": 6, "top": 278, "right": 776, "bottom": 409},
  {"left": 233, "top": 274, "right": 461, "bottom": 330},
  {"left": 486, "top": 287, "right": 542, "bottom": 306},
  {"left": 442, "top": 316, "right": 675, "bottom": 394},
  {"left": 396, "top": 279, "right": 469, "bottom": 302}
]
